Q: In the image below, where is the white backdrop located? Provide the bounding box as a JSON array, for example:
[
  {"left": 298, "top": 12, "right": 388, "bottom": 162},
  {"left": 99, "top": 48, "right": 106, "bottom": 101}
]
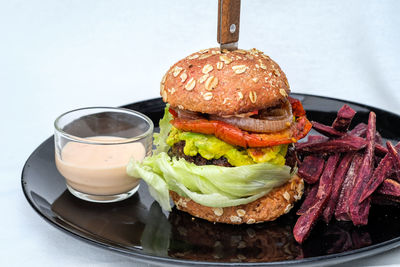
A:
[{"left": 1, "top": 0, "right": 400, "bottom": 266}]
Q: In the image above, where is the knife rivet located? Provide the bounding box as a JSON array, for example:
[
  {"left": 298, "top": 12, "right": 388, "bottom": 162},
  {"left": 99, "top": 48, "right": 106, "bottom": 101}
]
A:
[{"left": 229, "top": 24, "right": 236, "bottom": 33}]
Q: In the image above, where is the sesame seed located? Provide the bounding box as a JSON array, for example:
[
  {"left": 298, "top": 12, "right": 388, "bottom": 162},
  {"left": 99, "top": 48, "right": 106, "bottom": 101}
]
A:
[
  {"left": 199, "top": 54, "right": 211, "bottom": 59},
  {"left": 188, "top": 54, "right": 199, "bottom": 59},
  {"left": 283, "top": 191, "right": 291, "bottom": 201},
  {"left": 173, "top": 66, "right": 183, "bottom": 77},
  {"left": 230, "top": 216, "right": 242, "bottom": 223},
  {"left": 205, "top": 76, "right": 218, "bottom": 91},
  {"left": 180, "top": 72, "right": 187, "bottom": 83},
  {"left": 220, "top": 55, "right": 232, "bottom": 64},
  {"left": 246, "top": 219, "right": 256, "bottom": 224},
  {"left": 202, "top": 64, "right": 214, "bottom": 74},
  {"left": 232, "top": 65, "right": 248, "bottom": 74},
  {"left": 236, "top": 209, "right": 246, "bottom": 217},
  {"left": 212, "top": 207, "right": 223, "bottom": 216},
  {"left": 203, "top": 92, "right": 213, "bottom": 101},
  {"left": 249, "top": 91, "right": 257, "bottom": 103},
  {"left": 185, "top": 78, "right": 196, "bottom": 91},
  {"left": 199, "top": 73, "right": 209, "bottom": 84},
  {"left": 284, "top": 204, "right": 294, "bottom": 214}
]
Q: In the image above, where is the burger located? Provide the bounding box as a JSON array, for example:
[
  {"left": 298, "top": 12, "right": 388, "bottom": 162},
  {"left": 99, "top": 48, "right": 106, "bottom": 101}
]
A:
[{"left": 128, "top": 47, "right": 312, "bottom": 224}]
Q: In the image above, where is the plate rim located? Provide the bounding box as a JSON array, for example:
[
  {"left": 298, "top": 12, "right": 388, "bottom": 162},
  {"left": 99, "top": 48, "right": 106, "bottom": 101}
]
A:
[{"left": 21, "top": 93, "right": 400, "bottom": 266}]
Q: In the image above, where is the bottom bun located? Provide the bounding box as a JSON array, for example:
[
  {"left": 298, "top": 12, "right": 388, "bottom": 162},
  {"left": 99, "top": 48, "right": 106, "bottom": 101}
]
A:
[{"left": 170, "top": 174, "right": 304, "bottom": 224}]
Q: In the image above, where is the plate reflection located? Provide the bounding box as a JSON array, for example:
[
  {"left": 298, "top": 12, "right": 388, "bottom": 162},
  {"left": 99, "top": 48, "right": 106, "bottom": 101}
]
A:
[{"left": 50, "top": 190, "right": 400, "bottom": 263}]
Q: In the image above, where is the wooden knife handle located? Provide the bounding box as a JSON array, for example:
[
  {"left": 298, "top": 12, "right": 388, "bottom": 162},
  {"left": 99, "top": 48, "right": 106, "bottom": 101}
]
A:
[{"left": 217, "top": 0, "right": 241, "bottom": 45}]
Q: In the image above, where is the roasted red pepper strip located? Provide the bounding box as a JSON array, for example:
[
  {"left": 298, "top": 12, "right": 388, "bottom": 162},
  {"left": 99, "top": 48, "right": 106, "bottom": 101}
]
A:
[
  {"left": 248, "top": 110, "right": 259, "bottom": 116},
  {"left": 289, "top": 97, "right": 306, "bottom": 117},
  {"left": 171, "top": 116, "right": 312, "bottom": 148},
  {"left": 215, "top": 122, "right": 248, "bottom": 147},
  {"left": 168, "top": 107, "right": 178, "bottom": 118}
]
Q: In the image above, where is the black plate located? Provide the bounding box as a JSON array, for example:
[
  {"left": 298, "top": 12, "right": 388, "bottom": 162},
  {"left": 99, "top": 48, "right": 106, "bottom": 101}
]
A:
[{"left": 22, "top": 94, "right": 400, "bottom": 266}]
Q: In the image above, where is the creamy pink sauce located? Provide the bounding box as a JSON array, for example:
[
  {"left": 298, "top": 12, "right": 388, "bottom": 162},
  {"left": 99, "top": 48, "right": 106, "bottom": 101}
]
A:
[{"left": 55, "top": 136, "right": 145, "bottom": 195}]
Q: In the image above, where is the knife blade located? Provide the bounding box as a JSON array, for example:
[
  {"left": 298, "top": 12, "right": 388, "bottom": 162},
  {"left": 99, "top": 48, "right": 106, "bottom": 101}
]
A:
[{"left": 217, "top": 0, "right": 241, "bottom": 51}]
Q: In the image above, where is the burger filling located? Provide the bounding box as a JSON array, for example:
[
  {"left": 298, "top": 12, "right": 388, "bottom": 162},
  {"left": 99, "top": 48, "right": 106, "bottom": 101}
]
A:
[
  {"left": 127, "top": 103, "right": 310, "bottom": 211},
  {"left": 169, "top": 98, "right": 310, "bottom": 149},
  {"left": 166, "top": 127, "right": 288, "bottom": 167}
]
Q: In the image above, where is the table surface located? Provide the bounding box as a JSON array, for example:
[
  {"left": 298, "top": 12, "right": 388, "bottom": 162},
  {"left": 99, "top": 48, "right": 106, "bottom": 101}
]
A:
[{"left": 1, "top": 0, "right": 400, "bottom": 266}]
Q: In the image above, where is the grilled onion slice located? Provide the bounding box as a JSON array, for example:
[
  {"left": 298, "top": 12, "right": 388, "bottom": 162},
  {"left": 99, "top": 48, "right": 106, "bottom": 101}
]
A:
[{"left": 210, "top": 102, "right": 293, "bottom": 133}]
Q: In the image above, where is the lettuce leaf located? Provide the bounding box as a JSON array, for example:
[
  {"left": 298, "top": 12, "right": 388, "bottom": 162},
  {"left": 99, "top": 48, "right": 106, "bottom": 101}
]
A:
[
  {"left": 153, "top": 104, "right": 173, "bottom": 154},
  {"left": 127, "top": 152, "right": 293, "bottom": 211}
]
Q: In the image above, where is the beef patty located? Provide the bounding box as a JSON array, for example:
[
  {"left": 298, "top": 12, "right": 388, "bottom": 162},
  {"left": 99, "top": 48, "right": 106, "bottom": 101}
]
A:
[
  {"left": 168, "top": 141, "right": 297, "bottom": 169},
  {"left": 168, "top": 141, "right": 233, "bottom": 167}
]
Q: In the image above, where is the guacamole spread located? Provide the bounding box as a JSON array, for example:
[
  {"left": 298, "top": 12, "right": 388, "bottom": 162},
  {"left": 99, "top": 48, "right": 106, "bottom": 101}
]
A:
[{"left": 166, "top": 127, "right": 287, "bottom": 167}]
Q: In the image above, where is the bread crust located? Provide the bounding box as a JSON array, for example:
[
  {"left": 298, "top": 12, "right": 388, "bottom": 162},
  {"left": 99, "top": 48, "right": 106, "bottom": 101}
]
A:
[
  {"left": 170, "top": 174, "right": 304, "bottom": 224},
  {"left": 160, "top": 48, "right": 290, "bottom": 116}
]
